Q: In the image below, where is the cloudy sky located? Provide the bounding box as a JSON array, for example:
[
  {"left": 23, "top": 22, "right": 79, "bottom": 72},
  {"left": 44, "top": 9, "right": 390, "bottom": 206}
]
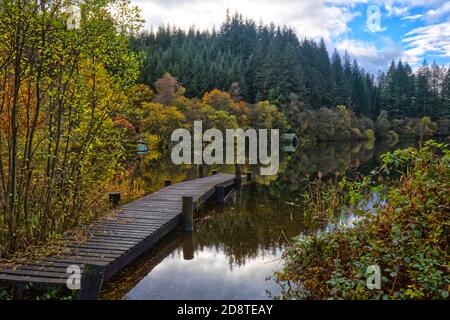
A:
[{"left": 131, "top": 0, "right": 450, "bottom": 73}]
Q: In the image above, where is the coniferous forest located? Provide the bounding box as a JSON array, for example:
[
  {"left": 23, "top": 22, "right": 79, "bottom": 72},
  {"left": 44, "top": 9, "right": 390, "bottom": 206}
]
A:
[{"left": 131, "top": 13, "right": 450, "bottom": 124}]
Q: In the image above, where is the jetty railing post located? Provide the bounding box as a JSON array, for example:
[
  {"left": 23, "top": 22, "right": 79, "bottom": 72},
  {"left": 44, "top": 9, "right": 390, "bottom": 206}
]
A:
[
  {"left": 181, "top": 196, "right": 194, "bottom": 232},
  {"left": 216, "top": 185, "right": 225, "bottom": 205},
  {"left": 77, "top": 264, "right": 105, "bottom": 300},
  {"left": 109, "top": 192, "right": 121, "bottom": 208},
  {"left": 235, "top": 164, "right": 242, "bottom": 189},
  {"left": 164, "top": 179, "right": 172, "bottom": 187}
]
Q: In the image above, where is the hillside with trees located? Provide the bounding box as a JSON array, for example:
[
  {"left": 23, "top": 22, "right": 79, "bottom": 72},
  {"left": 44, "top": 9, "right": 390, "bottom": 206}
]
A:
[{"left": 130, "top": 13, "right": 450, "bottom": 141}]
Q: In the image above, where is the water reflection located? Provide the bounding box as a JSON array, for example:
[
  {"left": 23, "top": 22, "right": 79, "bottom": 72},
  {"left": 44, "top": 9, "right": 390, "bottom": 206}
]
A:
[
  {"left": 101, "top": 140, "right": 417, "bottom": 300},
  {"left": 124, "top": 246, "right": 283, "bottom": 300}
]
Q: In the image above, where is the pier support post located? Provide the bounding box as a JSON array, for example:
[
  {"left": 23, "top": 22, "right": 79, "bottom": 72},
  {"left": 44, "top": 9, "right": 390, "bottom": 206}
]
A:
[
  {"left": 77, "top": 264, "right": 105, "bottom": 300},
  {"left": 216, "top": 185, "right": 225, "bottom": 205},
  {"left": 198, "top": 164, "right": 205, "bottom": 178},
  {"left": 181, "top": 196, "right": 194, "bottom": 232},
  {"left": 246, "top": 172, "right": 252, "bottom": 183},
  {"left": 164, "top": 179, "right": 172, "bottom": 187},
  {"left": 182, "top": 234, "right": 195, "bottom": 260},
  {"left": 235, "top": 164, "right": 242, "bottom": 189},
  {"left": 109, "top": 192, "right": 121, "bottom": 208}
]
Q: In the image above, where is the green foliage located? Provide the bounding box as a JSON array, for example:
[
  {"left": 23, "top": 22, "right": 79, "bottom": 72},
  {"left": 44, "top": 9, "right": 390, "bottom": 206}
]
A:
[
  {"left": 127, "top": 78, "right": 288, "bottom": 146},
  {"left": 0, "top": 286, "right": 74, "bottom": 300},
  {"left": 208, "top": 110, "right": 239, "bottom": 132},
  {"left": 376, "top": 111, "right": 439, "bottom": 140},
  {"left": 275, "top": 141, "right": 450, "bottom": 300},
  {"left": 385, "top": 130, "right": 400, "bottom": 143},
  {"left": 378, "top": 60, "right": 450, "bottom": 120},
  {"left": 437, "top": 119, "right": 450, "bottom": 136},
  {"left": 363, "top": 129, "right": 376, "bottom": 141},
  {"left": 0, "top": 287, "right": 9, "bottom": 300},
  {"left": 129, "top": 13, "right": 450, "bottom": 143},
  {"left": 140, "top": 102, "right": 186, "bottom": 147},
  {"left": 131, "top": 13, "right": 450, "bottom": 126},
  {"left": 130, "top": 13, "right": 377, "bottom": 117},
  {"left": 295, "top": 106, "right": 373, "bottom": 142},
  {"left": 0, "top": 0, "right": 141, "bottom": 255},
  {"left": 252, "top": 101, "right": 289, "bottom": 130}
]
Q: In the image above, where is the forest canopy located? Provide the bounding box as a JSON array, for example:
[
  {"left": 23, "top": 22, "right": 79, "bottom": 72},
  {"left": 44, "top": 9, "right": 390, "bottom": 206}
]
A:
[{"left": 131, "top": 12, "right": 450, "bottom": 126}]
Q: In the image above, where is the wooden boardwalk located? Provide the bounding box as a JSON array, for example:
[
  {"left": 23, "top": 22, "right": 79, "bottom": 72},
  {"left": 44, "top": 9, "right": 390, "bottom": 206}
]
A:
[{"left": 0, "top": 173, "right": 237, "bottom": 299}]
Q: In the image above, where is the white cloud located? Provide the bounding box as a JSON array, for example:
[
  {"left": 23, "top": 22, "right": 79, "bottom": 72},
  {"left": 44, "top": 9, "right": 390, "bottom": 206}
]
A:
[
  {"left": 337, "top": 39, "right": 378, "bottom": 59},
  {"left": 424, "top": 1, "right": 450, "bottom": 22},
  {"left": 397, "top": 1, "right": 450, "bottom": 22},
  {"left": 336, "top": 37, "right": 404, "bottom": 72},
  {"left": 402, "top": 20, "right": 450, "bottom": 65},
  {"left": 131, "top": 0, "right": 362, "bottom": 41},
  {"left": 401, "top": 14, "right": 423, "bottom": 20},
  {"left": 385, "top": 4, "right": 409, "bottom": 17}
]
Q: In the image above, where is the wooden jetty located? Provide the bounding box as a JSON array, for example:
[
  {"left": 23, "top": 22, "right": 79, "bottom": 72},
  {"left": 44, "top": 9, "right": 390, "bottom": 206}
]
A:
[{"left": 0, "top": 173, "right": 239, "bottom": 299}]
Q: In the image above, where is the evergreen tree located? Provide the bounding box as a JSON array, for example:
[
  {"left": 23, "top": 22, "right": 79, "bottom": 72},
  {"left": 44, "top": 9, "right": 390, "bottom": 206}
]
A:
[
  {"left": 331, "top": 49, "right": 345, "bottom": 105},
  {"left": 442, "top": 68, "right": 450, "bottom": 119},
  {"left": 414, "top": 61, "right": 433, "bottom": 117},
  {"left": 129, "top": 13, "right": 447, "bottom": 123}
]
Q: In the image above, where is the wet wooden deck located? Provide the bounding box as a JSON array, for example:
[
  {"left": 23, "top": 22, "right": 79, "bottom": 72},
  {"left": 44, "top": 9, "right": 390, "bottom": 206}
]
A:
[{"left": 0, "top": 173, "right": 237, "bottom": 299}]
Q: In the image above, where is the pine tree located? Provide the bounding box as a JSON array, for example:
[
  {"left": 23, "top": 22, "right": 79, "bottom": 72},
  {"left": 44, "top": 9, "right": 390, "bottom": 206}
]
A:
[
  {"left": 331, "top": 49, "right": 345, "bottom": 106},
  {"left": 343, "top": 51, "right": 353, "bottom": 108},
  {"left": 441, "top": 67, "right": 450, "bottom": 119},
  {"left": 414, "top": 61, "right": 433, "bottom": 117}
]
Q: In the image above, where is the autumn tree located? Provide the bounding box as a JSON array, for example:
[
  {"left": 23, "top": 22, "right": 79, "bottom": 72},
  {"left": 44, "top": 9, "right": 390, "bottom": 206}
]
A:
[
  {"left": 0, "top": 0, "right": 141, "bottom": 255},
  {"left": 251, "top": 101, "right": 289, "bottom": 130},
  {"left": 140, "top": 102, "right": 186, "bottom": 147},
  {"left": 153, "top": 73, "right": 181, "bottom": 106}
]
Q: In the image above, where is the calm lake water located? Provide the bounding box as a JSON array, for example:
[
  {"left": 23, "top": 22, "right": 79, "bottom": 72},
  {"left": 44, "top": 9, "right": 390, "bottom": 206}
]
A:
[{"left": 100, "top": 139, "right": 418, "bottom": 300}]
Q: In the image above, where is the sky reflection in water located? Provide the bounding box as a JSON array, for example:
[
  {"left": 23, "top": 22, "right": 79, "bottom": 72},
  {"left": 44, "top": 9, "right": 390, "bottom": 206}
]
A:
[{"left": 125, "top": 247, "right": 283, "bottom": 300}]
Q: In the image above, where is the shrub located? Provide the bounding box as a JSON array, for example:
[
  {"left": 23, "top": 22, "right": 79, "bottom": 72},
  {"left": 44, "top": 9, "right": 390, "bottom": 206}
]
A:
[
  {"left": 385, "top": 130, "right": 399, "bottom": 142},
  {"left": 297, "top": 106, "right": 375, "bottom": 142},
  {"left": 350, "top": 128, "right": 363, "bottom": 140},
  {"left": 414, "top": 117, "right": 438, "bottom": 138},
  {"left": 437, "top": 119, "right": 450, "bottom": 136},
  {"left": 275, "top": 141, "right": 450, "bottom": 300},
  {"left": 363, "top": 129, "right": 376, "bottom": 141},
  {"left": 376, "top": 110, "right": 391, "bottom": 133},
  {"left": 352, "top": 115, "right": 375, "bottom": 133}
]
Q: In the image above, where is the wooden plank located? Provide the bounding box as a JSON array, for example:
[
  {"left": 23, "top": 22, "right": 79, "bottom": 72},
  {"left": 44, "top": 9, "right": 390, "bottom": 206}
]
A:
[
  {"left": 4, "top": 264, "right": 82, "bottom": 274},
  {"left": 92, "top": 226, "right": 158, "bottom": 234},
  {"left": 70, "top": 244, "right": 132, "bottom": 252},
  {"left": 0, "top": 273, "right": 68, "bottom": 285},
  {"left": 90, "top": 231, "right": 147, "bottom": 239},
  {"left": 86, "top": 237, "right": 139, "bottom": 245},
  {"left": 0, "top": 174, "right": 236, "bottom": 298},
  {"left": 0, "top": 269, "right": 69, "bottom": 279}
]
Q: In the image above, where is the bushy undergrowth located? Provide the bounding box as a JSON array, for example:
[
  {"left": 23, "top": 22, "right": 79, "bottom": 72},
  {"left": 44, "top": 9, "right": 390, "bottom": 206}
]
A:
[{"left": 275, "top": 141, "right": 449, "bottom": 300}]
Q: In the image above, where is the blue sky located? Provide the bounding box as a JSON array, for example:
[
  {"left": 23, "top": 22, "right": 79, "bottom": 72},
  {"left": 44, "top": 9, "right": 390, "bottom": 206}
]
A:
[{"left": 131, "top": 0, "right": 450, "bottom": 74}]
